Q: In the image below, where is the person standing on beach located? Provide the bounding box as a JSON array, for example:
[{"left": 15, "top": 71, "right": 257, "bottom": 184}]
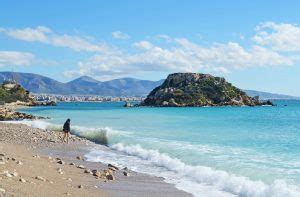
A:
[{"left": 62, "top": 119, "right": 71, "bottom": 144}]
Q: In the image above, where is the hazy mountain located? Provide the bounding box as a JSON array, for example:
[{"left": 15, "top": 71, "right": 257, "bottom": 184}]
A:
[
  {"left": 0, "top": 72, "right": 298, "bottom": 99},
  {"left": 0, "top": 72, "right": 72, "bottom": 94},
  {"left": 244, "top": 90, "right": 300, "bottom": 100},
  {"left": 0, "top": 72, "right": 164, "bottom": 96}
]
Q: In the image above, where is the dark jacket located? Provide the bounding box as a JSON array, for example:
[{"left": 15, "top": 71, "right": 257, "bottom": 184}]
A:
[{"left": 63, "top": 120, "right": 70, "bottom": 132}]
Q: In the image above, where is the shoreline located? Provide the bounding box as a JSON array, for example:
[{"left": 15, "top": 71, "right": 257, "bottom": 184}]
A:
[{"left": 0, "top": 121, "right": 191, "bottom": 196}]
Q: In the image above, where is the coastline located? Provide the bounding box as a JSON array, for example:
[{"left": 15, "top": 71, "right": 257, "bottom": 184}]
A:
[{"left": 0, "top": 122, "right": 191, "bottom": 197}]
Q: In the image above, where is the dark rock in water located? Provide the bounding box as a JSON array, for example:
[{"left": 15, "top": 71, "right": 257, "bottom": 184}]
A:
[
  {"left": 265, "top": 100, "right": 274, "bottom": 106},
  {"left": 124, "top": 101, "right": 134, "bottom": 108},
  {"left": 32, "top": 100, "right": 57, "bottom": 106},
  {"left": 141, "top": 73, "right": 274, "bottom": 107}
]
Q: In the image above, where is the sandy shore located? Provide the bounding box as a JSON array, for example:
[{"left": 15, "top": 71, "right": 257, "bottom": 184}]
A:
[{"left": 0, "top": 122, "right": 191, "bottom": 197}]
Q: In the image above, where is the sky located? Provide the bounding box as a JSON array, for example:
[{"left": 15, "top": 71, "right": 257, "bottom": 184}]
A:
[{"left": 0, "top": 0, "right": 300, "bottom": 96}]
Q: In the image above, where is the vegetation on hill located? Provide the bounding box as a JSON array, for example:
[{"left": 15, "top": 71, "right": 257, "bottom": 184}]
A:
[
  {"left": 0, "top": 81, "right": 34, "bottom": 104},
  {"left": 141, "top": 73, "right": 273, "bottom": 107}
]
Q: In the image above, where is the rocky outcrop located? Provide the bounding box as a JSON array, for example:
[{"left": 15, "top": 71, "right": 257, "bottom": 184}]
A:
[
  {"left": 141, "top": 73, "right": 273, "bottom": 107},
  {"left": 0, "top": 81, "right": 56, "bottom": 107},
  {"left": 0, "top": 107, "right": 45, "bottom": 121}
]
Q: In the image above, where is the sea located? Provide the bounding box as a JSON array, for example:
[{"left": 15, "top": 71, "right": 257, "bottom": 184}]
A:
[{"left": 17, "top": 100, "right": 300, "bottom": 197}]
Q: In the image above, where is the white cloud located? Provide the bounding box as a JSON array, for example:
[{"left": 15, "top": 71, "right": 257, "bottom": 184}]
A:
[
  {"left": 111, "top": 31, "right": 130, "bottom": 40},
  {"left": 155, "top": 34, "right": 173, "bottom": 42},
  {"left": 65, "top": 36, "right": 294, "bottom": 79},
  {"left": 1, "top": 23, "right": 297, "bottom": 79},
  {"left": 1, "top": 26, "right": 112, "bottom": 53},
  {"left": 50, "top": 34, "right": 110, "bottom": 52},
  {"left": 0, "top": 51, "right": 35, "bottom": 67},
  {"left": 134, "top": 41, "right": 154, "bottom": 50},
  {"left": 4, "top": 26, "right": 51, "bottom": 42},
  {"left": 253, "top": 22, "right": 300, "bottom": 51}
]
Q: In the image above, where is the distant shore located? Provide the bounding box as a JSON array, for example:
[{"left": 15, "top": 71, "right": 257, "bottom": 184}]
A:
[{"left": 0, "top": 122, "right": 191, "bottom": 197}]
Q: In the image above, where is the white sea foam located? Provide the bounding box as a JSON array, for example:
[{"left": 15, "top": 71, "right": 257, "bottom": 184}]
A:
[
  {"left": 4, "top": 120, "right": 127, "bottom": 145},
  {"left": 86, "top": 143, "right": 300, "bottom": 197}
]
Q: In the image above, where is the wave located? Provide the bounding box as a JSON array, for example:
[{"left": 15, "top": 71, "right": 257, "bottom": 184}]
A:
[
  {"left": 101, "top": 143, "right": 300, "bottom": 197},
  {"left": 4, "top": 120, "right": 127, "bottom": 145},
  {"left": 6, "top": 120, "right": 300, "bottom": 196}
]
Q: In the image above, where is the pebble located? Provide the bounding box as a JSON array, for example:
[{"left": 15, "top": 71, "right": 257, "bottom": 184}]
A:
[
  {"left": 57, "top": 160, "right": 65, "bottom": 165},
  {"left": 106, "top": 174, "right": 115, "bottom": 180},
  {"left": 93, "top": 171, "right": 103, "bottom": 178},
  {"left": 76, "top": 156, "right": 82, "bottom": 160},
  {"left": 19, "top": 178, "right": 26, "bottom": 183},
  {"left": 0, "top": 157, "right": 5, "bottom": 165},
  {"left": 17, "top": 161, "right": 23, "bottom": 165},
  {"left": 67, "top": 178, "right": 72, "bottom": 182},
  {"left": 78, "top": 185, "right": 83, "bottom": 189},
  {"left": 35, "top": 176, "right": 45, "bottom": 181},
  {"left": 69, "top": 162, "right": 75, "bottom": 166},
  {"left": 12, "top": 171, "right": 18, "bottom": 177},
  {"left": 84, "top": 169, "right": 91, "bottom": 174},
  {"left": 123, "top": 171, "right": 130, "bottom": 176},
  {"left": 77, "top": 165, "right": 85, "bottom": 169},
  {"left": 108, "top": 164, "right": 119, "bottom": 170},
  {"left": 57, "top": 168, "right": 64, "bottom": 174},
  {"left": 4, "top": 171, "right": 13, "bottom": 178}
]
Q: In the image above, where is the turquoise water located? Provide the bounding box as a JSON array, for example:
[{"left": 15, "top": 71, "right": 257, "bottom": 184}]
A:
[{"left": 20, "top": 101, "right": 300, "bottom": 196}]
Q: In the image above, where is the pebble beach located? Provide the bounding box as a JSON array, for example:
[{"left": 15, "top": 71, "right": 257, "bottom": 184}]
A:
[{"left": 0, "top": 122, "right": 190, "bottom": 197}]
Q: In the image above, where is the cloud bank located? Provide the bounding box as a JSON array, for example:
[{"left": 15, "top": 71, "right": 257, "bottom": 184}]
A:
[
  {"left": 0, "top": 26, "right": 111, "bottom": 53},
  {"left": 1, "top": 22, "right": 299, "bottom": 79}
]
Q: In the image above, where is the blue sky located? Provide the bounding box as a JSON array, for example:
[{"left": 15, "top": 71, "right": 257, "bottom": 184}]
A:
[{"left": 0, "top": 0, "right": 300, "bottom": 96}]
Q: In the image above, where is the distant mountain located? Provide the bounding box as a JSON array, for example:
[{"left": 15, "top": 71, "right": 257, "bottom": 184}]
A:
[
  {"left": 244, "top": 90, "right": 300, "bottom": 100},
  {"left": 0, "top": 72, "right": 71, "bottom": 94},
  {"left": 0, "top": 72, "right": 164, "bottom": 96},
  {"left": 0, "top": 72, "right": 298, "bottom": 99}
]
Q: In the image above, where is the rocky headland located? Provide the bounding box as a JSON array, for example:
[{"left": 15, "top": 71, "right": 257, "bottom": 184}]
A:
[
  {"left": 0, "top": 81, "right": 56, "bottom": 121},
  {"left": 141, "top": 73, "right": 274, "bottom": 107}
]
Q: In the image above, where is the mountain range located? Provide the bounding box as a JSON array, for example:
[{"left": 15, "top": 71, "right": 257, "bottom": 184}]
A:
[
  {"left": 0, "top": 72, "right": 163, "bottom": 96},
  {"left": 0, "top": 72, "right": 299, "bottom": 100}
]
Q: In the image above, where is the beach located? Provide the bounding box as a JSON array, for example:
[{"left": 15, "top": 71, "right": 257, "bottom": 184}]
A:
[
  {"left": 0, "top": 122, "right": 191, "bottom": 197},
  {"left": 1, "top": 100, "right": 300, "bottom": 196}
]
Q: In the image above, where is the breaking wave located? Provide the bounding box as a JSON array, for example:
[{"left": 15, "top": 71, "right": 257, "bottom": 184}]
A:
[
  {"left": 6, "top": 120, "right": 127, "bottom": 145},
  {"left": 99, "top": 143, "right": 300, "bottom": 197}
]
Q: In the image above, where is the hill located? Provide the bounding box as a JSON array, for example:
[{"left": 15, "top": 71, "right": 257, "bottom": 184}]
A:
[
  {"left": 141, "top": 73, "right": 272, "bottom": 107},
  {"left": 0, "top": 72, "right": 70, "bottom": 94},
  {"left": 0, "top": 72, "right": 298, "bottom": 99},
  {"left": 0, "top": 81, "right": 34, "bottom": 104},
  {"left": 0, "top": 72, "right": 163, "bottom": 96}
]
